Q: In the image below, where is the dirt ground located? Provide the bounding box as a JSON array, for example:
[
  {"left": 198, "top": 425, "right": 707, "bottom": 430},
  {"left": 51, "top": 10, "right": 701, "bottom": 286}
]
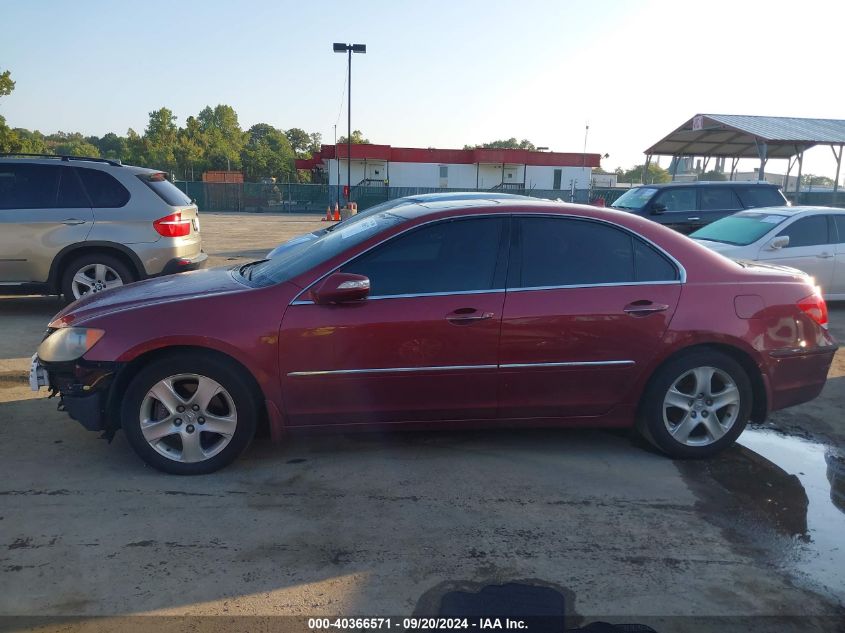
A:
[{"left": 1, "top": 212, "right": 844, "bottom": 632}]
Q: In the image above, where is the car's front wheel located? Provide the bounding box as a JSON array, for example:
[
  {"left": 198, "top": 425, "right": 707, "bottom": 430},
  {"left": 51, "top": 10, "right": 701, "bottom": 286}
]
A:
[
  {"left": 121, "top": 353, "right": 258, "bottom": 474},
  {"left": 637, "top": 349, "right": 752, "bottom": 458}
]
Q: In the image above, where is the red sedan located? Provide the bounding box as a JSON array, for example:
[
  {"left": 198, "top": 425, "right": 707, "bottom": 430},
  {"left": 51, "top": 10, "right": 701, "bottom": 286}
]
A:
[{"left": 32, "top": 198, "right": 837, "bottom": 474}]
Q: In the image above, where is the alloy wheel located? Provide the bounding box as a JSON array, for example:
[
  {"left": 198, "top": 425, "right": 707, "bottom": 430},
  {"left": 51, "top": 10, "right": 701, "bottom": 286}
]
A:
[
  {"left": 71, "top": 263, "right": 124, "bottom": 299},
  {"left": 139, "top": 373, "right": 238, "bottom": 463},
  {"left": 662, "top": 366, "right": 741, "bottom": 446}
]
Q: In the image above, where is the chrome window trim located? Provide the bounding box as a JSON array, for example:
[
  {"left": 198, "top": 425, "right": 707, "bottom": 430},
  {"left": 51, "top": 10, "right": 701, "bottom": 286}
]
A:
[
  {"left": 288, "top": 210, "right": 686, "bottom": 306},
  {"left": 287, "top": 359, "right": 635, "bottom": 377},
  {"left": 292, "top": 288, "right": 507, "bottom": 306}
]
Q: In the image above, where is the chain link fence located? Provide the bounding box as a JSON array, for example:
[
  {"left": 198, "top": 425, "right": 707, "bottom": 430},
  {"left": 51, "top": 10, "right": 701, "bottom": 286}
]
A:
[{"left": 174, "top": 182, "right": 622, "bottom": 213}]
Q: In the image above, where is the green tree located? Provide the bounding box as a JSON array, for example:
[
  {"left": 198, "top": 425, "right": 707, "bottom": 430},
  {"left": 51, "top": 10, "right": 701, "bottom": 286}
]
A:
[
  {"left": 97, "top": 132, "right": 127, "bottom": 160},
  {"left": 143, "top": 107, "right": 178, "bottom": 171},
  {"left": 45, "top": 131, "right": 100, "bottom": 157},
  {"left": 463, "top": 138, "right": 536, "bottom": 150},
  {"left": 0, "top": 69, "right": 13, "bottom": 97},
  {"left": 284, "top": 127, "right": 311, "bottom": 156},
  {"left": 700, "top": 169, "right": 727, "bottom": 181},
  {"left": 197, "top": 104, "right": 244, "bottom": 170},
  {"left": 801, "top": 174, "right": 834, "bottom": 187},
  {"left": 337, "top": 129, "right": 369, "bottom": 144},
  {"left": 0, "top": 69, "right": 19, "bottom": 152},
  {"left": 620, "top": 163, "right": 671, "bottom": 184},
  {"left": 241, "top": 123, "right": 295, "bottom": 182}
]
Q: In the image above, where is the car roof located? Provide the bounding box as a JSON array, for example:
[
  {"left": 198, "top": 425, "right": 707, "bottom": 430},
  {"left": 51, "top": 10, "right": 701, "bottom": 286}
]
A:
[
  {"left": 405, "top": 191, "right": 535, "bottom": 202},
  {"left": 388, "top": 197, "right": 596, "bottom": 220},
  {"left": 0, "top": 155, "right": 158, "bottom": 174},
  {"left": 633, "top": 181, "right": 779, "bottom": 189}
]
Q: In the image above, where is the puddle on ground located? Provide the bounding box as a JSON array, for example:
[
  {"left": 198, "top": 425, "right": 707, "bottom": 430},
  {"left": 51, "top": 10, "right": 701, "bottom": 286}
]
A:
[
  {"left": 684, "top": 428, "right": 845, "bottom": 602},
  {"left": 737, "top": 429, "right": 845, "bottom": 601}
]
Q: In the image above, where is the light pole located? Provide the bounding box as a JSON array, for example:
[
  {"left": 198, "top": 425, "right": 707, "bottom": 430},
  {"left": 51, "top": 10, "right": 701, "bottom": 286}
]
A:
[{"left": 333, "top": 42, "right": 366, "bottom": 204}]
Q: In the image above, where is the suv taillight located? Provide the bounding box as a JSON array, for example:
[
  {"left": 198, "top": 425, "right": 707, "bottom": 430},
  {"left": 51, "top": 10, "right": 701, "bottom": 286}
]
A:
[
  {"left": 797, "top": 292, "right": 828, "bottom": 328},
  {"left": 153, "top": 212, "right": 191, "bottom": 238}
]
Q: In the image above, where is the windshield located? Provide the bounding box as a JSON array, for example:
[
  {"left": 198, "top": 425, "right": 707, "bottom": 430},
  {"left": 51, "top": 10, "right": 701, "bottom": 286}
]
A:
[
  {"left": 245, "top": 210, "right": 409, "bottom": 286},
  {"left": 611, "top": 187, "right": 658, "bottom": 210},
  {"left": 690, "top": 211, "right": 788, "bottom": 246}
]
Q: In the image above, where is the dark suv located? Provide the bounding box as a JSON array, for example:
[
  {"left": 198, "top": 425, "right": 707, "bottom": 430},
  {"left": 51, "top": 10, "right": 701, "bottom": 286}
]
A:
[{"left": 610, "top": 181, "right": 788, "bottom": 234}]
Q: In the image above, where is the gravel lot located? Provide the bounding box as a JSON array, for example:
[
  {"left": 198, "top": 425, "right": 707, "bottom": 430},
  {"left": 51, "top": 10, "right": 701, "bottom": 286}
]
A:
[{"left": 1, "top": 212, "right": 844, "bottom": 631}]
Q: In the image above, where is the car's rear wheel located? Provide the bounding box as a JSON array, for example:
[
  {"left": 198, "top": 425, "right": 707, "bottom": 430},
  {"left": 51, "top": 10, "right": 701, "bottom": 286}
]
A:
[
  {"left": 121, "top": 353, "right": 258, "bottom": 475},
  {"left": 637, "top": 350, "right": 752, "bottom": 458},
  {"left": 61, "top": 253, "right": 134, "bottom": 303}
]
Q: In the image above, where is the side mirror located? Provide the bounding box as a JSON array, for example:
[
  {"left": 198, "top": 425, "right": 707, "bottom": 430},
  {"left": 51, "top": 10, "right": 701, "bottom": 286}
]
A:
[
  {"left": 311, "top": 272, "right": 370, "bottom": 305},
  {"left": 768, "top": 235, "right": 790, "bottom": 250},
  {"left": 651, "top": 202, "right": 667, "bottom": 215}
]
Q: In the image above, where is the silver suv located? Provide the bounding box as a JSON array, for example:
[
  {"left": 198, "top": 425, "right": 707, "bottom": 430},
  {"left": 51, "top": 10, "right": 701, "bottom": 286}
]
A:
[{"left": 0, "top": 155, "right": 206, "bottom": 301}]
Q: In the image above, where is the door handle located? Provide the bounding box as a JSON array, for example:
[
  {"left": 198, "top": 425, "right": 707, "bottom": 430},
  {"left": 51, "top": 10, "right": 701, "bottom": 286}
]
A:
[
  {"left": 62, "top": 218, "right": 86, "bottom": 226},
  {"left": 686, "top": 217, "right": 700, "bottom": 221},
  {"left": 623, "top": 300, "right": 669, "bottom": 316},
  {"left": 446, "top": 308, "right": 494, "bottom": 324},
  {"left": 817, "top": 252, "right": 834, "bottom": 259}
]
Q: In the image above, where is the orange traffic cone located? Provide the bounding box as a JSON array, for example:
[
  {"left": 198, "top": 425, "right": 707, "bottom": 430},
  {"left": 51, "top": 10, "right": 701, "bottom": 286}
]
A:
[
  {"left": 333, "top": 203, "right": 341, "bottom": 222},
  {"left": 323, "top": 206, "right": 331, "bottom": 221}
]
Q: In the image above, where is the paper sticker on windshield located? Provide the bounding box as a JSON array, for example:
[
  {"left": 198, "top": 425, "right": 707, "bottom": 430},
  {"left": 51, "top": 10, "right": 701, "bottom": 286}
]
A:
[
  {"left": 760, "top": 215, "right": 786, "bottom": 223},
  {"left": 340, "top": 217, "right": 378, "bottom": 239}
]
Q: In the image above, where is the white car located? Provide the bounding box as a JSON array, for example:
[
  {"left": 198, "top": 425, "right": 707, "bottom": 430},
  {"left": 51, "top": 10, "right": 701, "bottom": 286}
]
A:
[{"left": 691, "top": 206, "right": 845, "bottom": 300}]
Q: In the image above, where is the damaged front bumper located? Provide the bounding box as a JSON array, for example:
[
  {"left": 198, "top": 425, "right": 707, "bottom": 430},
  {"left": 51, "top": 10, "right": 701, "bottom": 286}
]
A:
[{"left": 31, "top": 355, "right": 121, "bottom": 433}]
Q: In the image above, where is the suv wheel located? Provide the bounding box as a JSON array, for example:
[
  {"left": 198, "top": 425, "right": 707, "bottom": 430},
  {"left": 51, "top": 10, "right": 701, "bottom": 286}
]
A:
[
  {"left": 120, "top": 353, "right": 258, "bottom": 475},
  {"left": 61, "top": 253, "right": 135, "bottom": 302},
  {"left": 637, "top": 350, "right": 752, "bottom": 458}
]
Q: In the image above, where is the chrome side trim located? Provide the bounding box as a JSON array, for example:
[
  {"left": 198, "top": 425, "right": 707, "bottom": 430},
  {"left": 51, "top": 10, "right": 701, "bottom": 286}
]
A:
[
  {"left": 288, "top": 364, "right": 498, "bottom": 377},
  {"left": 287, "top": 359, "right": 634, "bottom": 377},
  {"left": 499, "top": 360, "right": 635, "bottom": 369},
  {"left": 507, "top": 281, "right": 680, "bottom": 293}
]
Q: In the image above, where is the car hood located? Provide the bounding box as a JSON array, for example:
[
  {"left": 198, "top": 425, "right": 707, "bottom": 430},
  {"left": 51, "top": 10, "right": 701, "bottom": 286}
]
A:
[{"left": 50, "top": 267, "right": 249, "bottom": 327}]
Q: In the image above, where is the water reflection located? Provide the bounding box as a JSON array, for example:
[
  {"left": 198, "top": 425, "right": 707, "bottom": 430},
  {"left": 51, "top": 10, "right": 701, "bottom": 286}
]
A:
[{"left": 736, "top": 429, "right": 845, "bottom": 601}]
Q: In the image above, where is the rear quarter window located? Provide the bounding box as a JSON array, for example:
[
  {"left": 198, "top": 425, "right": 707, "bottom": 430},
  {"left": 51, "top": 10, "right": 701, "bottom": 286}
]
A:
[
  {"left": 138, "top": 173, "right": 192, "bottom": 206},
  {"left": 735, "top": 186, "right": 786, "bottom": 208},
  {"left": 76, "top": 168, "right": 130, "bottom": 207}
]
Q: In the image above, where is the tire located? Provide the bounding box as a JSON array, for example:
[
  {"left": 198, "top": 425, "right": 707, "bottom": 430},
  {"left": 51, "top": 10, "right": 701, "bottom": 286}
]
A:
[
  {"left": 636, "top": 349, "right": 752, "bottom": 459},
  {"left": 61, "top": 252, "right": 135, "bottom": 303},
  {"left": 120, "top": 353, "right": 259, "bottom": 475}
]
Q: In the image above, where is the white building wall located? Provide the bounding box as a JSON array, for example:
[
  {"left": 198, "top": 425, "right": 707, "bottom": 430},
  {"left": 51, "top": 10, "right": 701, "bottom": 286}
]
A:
[
  {"left": 326, "top": 159, "right": 593, "bottom": 190},
  {"left": 525, "top": 166, "right": 592, "bottom": 191}
]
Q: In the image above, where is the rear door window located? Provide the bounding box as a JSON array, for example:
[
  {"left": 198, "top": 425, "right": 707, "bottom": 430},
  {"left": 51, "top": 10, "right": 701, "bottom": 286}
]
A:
[
  {"left": 699, "top": 188, "right": 742, "bottom": 211},
  {"left": 57, "top": 168, "right": 90, "bottom": 208},
  {"left": 0, "top": 163, "right": 60, "bottom": 209},
  {"left": 735, "top": 186, "right": 786, "bottom": 208},
  {"left": 76, "top": 168, "right": 130, "bottom": 207},
  {"left": 777, "top": 215, "right": 829, "bottom": 247},
  {"left": 652, "top": 188, "right": 696, "bottom": 212}
]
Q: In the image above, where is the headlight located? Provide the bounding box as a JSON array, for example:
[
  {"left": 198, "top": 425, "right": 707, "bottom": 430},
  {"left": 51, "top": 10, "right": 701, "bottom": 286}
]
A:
[{"left": 37, "top": 328, "right": 105, "bottom": 363}]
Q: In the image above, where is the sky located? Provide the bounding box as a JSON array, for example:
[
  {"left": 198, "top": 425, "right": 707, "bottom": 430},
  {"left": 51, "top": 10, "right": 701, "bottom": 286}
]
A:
[{"left": 2, "top": 0, "right": 845, "bottom": 179}]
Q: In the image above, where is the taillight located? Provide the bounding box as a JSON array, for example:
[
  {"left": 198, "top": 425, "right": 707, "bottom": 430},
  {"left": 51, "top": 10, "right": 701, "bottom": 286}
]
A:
[
  {"left": 153, "top": 212, "right": 191, "bottom": 238},
  {"left": 797, "top": 292, "right": 828, "bottom": 328}
]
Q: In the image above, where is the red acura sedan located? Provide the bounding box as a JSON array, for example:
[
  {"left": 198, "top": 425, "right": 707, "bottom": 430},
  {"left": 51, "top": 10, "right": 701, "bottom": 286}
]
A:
[{"left": 32, "top": 197, "right": 837, "bottom": 474}]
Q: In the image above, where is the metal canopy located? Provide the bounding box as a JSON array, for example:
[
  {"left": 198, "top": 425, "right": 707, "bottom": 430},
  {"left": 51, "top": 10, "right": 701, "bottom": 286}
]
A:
[{"left": 644, "top": 114, "right": 845, "bottom": 192}]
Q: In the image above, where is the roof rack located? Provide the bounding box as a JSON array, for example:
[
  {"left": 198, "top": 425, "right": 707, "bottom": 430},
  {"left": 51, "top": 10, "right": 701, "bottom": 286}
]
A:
[{"left": 0, "top": 153, "right": 122, "bottom": 167}]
